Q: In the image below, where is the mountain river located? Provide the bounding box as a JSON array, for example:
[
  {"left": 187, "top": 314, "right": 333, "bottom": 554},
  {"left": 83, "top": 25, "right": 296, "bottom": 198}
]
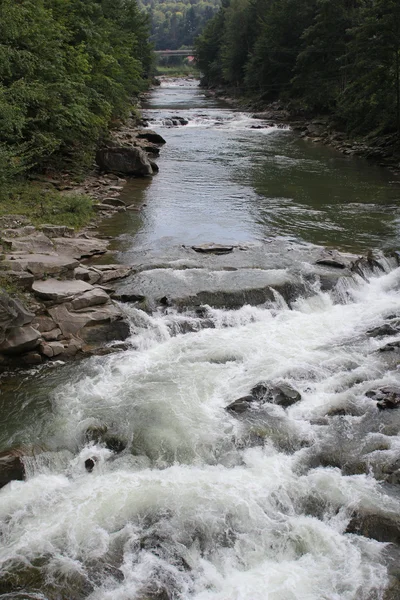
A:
[{"left": 1, "top": 78, "right": 400, "bottom": 600}]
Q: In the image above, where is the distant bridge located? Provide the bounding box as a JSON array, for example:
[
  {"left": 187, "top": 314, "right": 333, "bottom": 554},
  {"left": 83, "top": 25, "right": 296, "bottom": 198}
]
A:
[{"left": 154, "top": 49, "right": 194, "bottom": 57}]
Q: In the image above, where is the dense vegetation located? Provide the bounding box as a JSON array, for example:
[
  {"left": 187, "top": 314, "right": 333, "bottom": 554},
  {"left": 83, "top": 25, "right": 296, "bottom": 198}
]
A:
[
  {"left": 195, "top": 0, "right": 400, "bottom": 138},
  {"left": 0, "top": 0, "right": 152, "bottom": 197},
  {"left": 140, "top": 0, "right": 219, "bottom": 50}
]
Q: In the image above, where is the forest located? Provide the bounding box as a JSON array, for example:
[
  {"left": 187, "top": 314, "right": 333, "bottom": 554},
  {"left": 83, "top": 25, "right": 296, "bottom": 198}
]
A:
[
  {"left": 0, "top": 0, "right": 152, "bottom": 194},
  {"left": 195, "top": 0, "right": 400, "bottom": 139},
  {"left": 139, "top": 0, "right": 219, "bottom": 50}
]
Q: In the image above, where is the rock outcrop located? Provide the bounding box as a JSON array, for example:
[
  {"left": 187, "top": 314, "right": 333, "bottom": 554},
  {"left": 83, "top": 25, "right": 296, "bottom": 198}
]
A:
[{"left": 96, "top": 146, "right": 153, "bottom": 176}]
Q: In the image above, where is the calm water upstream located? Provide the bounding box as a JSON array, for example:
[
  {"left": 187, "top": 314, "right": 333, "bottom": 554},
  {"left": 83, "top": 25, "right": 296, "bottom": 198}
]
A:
[
  {"left": 99, "top": 78, "right": 400, "bottom": 254},
  {"left": 1, "top": 79, "right": 400, "bottom": 600}
]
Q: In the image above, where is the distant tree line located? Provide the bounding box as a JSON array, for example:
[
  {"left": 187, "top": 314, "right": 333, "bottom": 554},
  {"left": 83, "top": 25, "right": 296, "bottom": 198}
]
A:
[
  {"left": 0, "top": 0, "right": 152, "bottom": 189},
  {"left": 195, "top": 0, "right": 400, "bottom": 138},
  {"left": 140, "top": 0, "right": 219, "bottom": 50}
]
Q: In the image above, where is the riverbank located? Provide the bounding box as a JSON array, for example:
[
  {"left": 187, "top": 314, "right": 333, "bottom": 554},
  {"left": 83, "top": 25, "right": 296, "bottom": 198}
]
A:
[
  {"left": 0, "top": 115, "right": 168, "bottom": 370},
  {"left": 207, "top": 88, "right": 400, "bottom": 176}
]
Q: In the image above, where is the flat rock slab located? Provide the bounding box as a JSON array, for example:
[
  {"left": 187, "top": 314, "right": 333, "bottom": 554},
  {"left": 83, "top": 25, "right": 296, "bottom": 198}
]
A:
[
  {"left": 116, "top": 268, "right": 303, "bottom": 309},
  {"left": 1, "top": 232, "right": 54, "bottom": 254},
  {"left": 192, "top": 244, "right": 234, "bottom": 254},
  {"left": 7, "top": 254, "right": 78, "bottom": 278},
  {"left": 53, "top": 237, "right": 108, "bottom": 259},
  {"left": 32, "top": 279, "right": 94, "bottom": 301}
]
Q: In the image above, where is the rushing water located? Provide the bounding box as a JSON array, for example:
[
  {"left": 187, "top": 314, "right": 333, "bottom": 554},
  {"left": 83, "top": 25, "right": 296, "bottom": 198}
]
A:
[{"left": 1, "top": 79, "right": 400, "bottom": 600}]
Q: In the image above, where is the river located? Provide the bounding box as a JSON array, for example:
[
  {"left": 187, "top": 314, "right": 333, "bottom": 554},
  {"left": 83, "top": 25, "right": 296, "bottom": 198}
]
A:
[{"left": 1, "top": 78, "right": 400, "bottom": 600}]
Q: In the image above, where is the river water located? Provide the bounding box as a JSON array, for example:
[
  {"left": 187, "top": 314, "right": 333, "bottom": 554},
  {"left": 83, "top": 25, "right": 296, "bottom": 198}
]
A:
[{"left": 1, "top": 79, "right": 400, "bottom": 600}]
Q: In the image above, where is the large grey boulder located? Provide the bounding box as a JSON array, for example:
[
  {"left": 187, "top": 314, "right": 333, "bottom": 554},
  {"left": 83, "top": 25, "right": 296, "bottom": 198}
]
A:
[
  {"left": 6, "top": 253, "right": 78, "bottom": 278},
  {"left": 0, "top": 291, "right": 35, "bottom": 344},
  {"left": 0, "top": 325, "right": 41, "bottom": 354},
  {"left": 96, "top": 146, "right": 153, "bottom": 176}
]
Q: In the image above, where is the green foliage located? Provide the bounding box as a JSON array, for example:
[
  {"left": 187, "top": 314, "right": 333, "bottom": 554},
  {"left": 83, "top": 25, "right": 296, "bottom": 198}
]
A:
[
  {"left": 0, "top": 0, "right": 152, "bottom": 188},
  {"left": 0, "top": 184, "right": 94, "bottom": 229},
  {"left": 139, "top": 0, "right": 219, "bottom": 50},
  {"left": 196, "top": 0, "right": 400, "bottom": 139}
]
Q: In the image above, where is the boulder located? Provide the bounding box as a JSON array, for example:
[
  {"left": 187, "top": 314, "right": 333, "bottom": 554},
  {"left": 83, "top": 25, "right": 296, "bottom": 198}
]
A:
[
  {"left": 0, "top": 325, "right": 41, "bottom": 355},
  {"left": 346, "top": 512, "right": 400, "bottom": 544},
  {"left": 0, "top": 291, "right": 34, "bottom": 343},
  {"left": 366, "top": 386, "right": 400, "bottom": 410},
  {"left": 32, "top": 279, "right": 94, "bottom": 302},
  {"left": 71, "top": 288, "right": 109, "bottom": 310},
  {"left": 96, "top": 146, "right": 153, "bottom": 176},
  {"left": 135, "top": 129, "right": 166, "bottom": 145},
  {"left": 0, "top": 450, "right": 25, "bottom": 488},
  {"left": 226, "top": 395, "right": 254, "bottom": 414},
  {"left": 48, "top": 302, "right": 129, "bottom": 341},
  {"left": 251, "top": 382, "right": 301, "bottom": 407},
  {"left": 367, "top": 323, "right": 399, "bottom": 337}
]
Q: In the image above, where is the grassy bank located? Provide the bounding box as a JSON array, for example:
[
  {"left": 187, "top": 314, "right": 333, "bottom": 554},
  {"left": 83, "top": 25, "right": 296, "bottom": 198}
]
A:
[{"left": 0, "top": 183, "right": 94, "bottom": 230}]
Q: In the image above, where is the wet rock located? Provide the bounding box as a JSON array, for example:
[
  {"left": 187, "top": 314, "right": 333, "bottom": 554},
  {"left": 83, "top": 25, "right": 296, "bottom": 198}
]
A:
[
  {"left": 0, "top": 450, "right": 25, "bottom": 488},
  {"left": 367, "top": 323, "right": 399, "bottom": 337},
  {"left": 102, "top": 197, "right": 126, "bottom": 207},
  {"left": 48, "top": 302, "right": 127, "bottom": 339},
  {"left": 84, "top": 457, "right": 97, "bottom": 472},
  {"left": 95, "top": 265, "right": 133, "bottom": 283},
  {"left": 346, "top": 511, "right": 400, "bottom": 544},
  {"left": 192, "top": 243, "right": 234, "bottom": 254},
  {"left": 93, "top": 203, "right": 117, "bottom": 212},
  {"left": 315, "top": 258, "right": 346, "bottom": 269},
  {"left": 136, "top": 129, "right": 166, "bottom": 145},
  {"left": 116, "top": 267, "right": 304, "bottom": 310},
  {"left": 226, "top": 395, "right": 254, "bottom": 413},
  {"left": 32, "top": 279, "right": 94, "bottom": 302},
  {"left": 79, "top": 317, "right": 130, "bottom": 346},
  {"left": 379, "top": 341, "right": 400, "bottom": 353},
  {"left": 351, "top": 253, "right": 385, "bottom": 278},
  {"left": 251, "top": 382, "right": 301, "bottom": 407},
  {"left": 96, "top": 146, "right": 153, "bottom": 176},
  {"left": 366, "top": 386, "right": 400, "bottom": 410},
  {"left": 104, "top": 435, "right": 127, "bottom": 453},
  {"left": 112, "top": 291, "right": 145, "bottom": 303},
  {"left": 0, "top": 325, "right": 41, "bottom": 354},
  {"left": 149, "top": 160, "right": 159, "bottom": 173}
]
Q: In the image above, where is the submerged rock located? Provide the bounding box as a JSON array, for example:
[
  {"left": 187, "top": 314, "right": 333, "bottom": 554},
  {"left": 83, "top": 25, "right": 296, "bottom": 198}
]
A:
[{"left": 226, "top": 395, "right": 254, "bottom": 413}]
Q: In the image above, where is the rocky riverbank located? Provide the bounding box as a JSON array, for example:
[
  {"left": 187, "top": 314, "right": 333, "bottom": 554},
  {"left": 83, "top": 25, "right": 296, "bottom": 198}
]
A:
[{"left": 0, "top": 119, "right": 169, "bottom": 370}]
